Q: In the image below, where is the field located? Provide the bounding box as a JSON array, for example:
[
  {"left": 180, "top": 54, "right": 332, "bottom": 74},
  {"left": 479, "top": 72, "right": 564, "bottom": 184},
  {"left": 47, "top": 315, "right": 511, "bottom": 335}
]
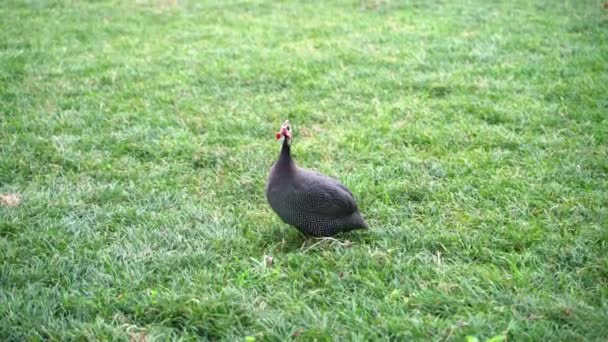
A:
[{"left": 1, "top": 0, "right": 607, "bottom": 340}]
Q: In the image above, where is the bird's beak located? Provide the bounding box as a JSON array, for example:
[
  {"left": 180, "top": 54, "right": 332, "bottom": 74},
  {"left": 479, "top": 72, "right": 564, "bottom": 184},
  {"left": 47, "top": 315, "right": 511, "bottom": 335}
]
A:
[
  {"left": 283, "top": 129, "right": 292, "bottom": 139},
  {"left": 276, "top": 127, "right": 291, "bottom": 140}
]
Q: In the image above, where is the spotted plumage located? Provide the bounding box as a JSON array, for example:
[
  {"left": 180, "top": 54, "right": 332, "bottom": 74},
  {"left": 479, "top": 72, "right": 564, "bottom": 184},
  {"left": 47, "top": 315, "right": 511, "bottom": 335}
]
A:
[{"left": 266, "top": 121, "right": 368, "bottom": 237}]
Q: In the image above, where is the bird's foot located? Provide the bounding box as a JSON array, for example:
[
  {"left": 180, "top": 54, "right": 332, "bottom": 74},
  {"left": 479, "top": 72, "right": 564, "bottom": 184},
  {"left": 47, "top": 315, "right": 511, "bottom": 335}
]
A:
[
  {"left": 300, "top": 237, "right": 353, "bottom": 253},
  {"left": 314, "top": 237, "right": 353, "bottom": 247}
]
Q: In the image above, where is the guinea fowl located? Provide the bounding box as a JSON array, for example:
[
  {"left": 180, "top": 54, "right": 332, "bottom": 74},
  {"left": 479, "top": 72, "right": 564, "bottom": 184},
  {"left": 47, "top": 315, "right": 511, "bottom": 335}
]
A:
[{"left": 266, "top": 120, "right": 368, "bottom": 237}]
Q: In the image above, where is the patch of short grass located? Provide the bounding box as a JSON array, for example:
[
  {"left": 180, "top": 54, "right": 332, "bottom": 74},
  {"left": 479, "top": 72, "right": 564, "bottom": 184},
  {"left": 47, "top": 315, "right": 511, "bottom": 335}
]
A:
[{"left": 1, "top": 0, "right": 607, "bottom": 340}]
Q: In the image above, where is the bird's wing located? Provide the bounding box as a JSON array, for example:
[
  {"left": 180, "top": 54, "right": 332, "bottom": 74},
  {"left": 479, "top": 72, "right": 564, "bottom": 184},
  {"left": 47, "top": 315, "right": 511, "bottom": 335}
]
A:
[{"left": 294, "top": 171, "right": 357, "bottom": 217}]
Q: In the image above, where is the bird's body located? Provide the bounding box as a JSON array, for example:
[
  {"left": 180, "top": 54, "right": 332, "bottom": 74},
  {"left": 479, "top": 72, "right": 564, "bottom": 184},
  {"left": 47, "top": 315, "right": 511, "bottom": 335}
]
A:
[{"left": 266, "top": 121, "right": 368, "bottom": 237}]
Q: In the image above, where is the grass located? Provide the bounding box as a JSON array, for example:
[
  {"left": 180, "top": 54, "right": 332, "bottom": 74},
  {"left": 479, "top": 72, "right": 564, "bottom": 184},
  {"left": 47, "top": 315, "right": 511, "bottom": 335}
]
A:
[{"left": 1, "top": 0, "right": 607, "bottom": 340}]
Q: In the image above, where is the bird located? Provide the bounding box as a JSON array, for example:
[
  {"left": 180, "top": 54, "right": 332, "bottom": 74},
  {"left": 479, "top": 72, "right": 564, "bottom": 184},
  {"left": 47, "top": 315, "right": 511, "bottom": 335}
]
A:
[{"left": 265, "top": 120, "right": 368, "bottom": 237}]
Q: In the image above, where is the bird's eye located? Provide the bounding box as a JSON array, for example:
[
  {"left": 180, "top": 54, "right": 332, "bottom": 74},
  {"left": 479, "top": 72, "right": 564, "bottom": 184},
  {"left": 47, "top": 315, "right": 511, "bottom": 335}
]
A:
[{"left": 286, "top": 126, "right": 291, "bottom": 131}]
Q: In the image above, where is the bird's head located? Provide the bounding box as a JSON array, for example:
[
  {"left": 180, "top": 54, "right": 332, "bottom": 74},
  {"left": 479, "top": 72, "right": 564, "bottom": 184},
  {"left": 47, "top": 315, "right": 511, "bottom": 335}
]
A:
[{"left": 275, "top": 120, "right": 292, "bottom": 143}]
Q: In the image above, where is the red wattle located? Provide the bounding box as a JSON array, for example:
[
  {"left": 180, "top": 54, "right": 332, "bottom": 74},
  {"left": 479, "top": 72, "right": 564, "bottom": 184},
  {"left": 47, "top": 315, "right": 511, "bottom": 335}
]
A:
[{"left": 275, "top": 132, "right": 282, "bottom": 140}]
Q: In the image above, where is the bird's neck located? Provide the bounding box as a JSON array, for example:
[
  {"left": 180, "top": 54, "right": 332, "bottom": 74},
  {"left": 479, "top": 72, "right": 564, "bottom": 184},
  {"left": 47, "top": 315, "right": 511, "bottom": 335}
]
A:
[{"left": 277, "top": 139, "right": 295, "bottom": 170}]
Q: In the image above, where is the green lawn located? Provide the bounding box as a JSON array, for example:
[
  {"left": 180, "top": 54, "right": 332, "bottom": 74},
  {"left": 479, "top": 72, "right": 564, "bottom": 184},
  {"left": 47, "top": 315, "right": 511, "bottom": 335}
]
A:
[{"left": 1, "top": 0, "right": 607, "bottom": 340}]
